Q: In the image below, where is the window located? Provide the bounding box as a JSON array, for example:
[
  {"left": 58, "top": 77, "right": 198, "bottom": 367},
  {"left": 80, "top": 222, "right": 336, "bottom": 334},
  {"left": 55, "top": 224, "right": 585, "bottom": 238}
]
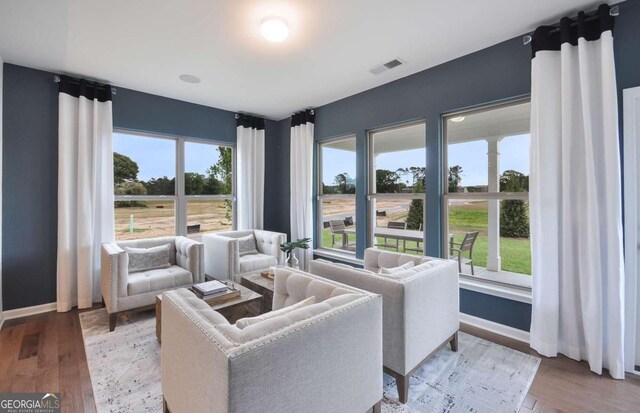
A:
[
  {"left": 444, "top": 99, "right": 531, "bottom": 288},
  {"left": 368, "top": 122, "right": 426, "bottom": 254},
  {"left": 317, "top": 136, "right": 357, "bottom": 253},
  {"left": 113, "top": 132, "right": 234, "bottom": 241}
]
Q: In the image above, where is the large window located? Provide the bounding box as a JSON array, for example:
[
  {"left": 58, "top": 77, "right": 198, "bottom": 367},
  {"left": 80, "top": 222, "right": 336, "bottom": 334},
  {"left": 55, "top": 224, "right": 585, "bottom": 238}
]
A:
[
  {"left": 444, "top": 99, "right": 531, "bottom": 288},
  {"left": 113, "top": 132, "right": 234, "bottom": 241},
  {"left": 317, "top": 136, "right": 357, "bottom": 254},
  {"left": 368, "top": 122, "right": 426, "bottom": 254}
]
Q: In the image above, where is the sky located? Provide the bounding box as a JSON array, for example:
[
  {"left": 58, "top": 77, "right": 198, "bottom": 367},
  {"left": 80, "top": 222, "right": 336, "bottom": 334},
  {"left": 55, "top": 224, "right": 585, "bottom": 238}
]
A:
[
  {"left": 113, "top": 133, "right": 222, "bottom": 181},
  {"left": 322, "top": 133, "right": 530, "bottom": 186}
]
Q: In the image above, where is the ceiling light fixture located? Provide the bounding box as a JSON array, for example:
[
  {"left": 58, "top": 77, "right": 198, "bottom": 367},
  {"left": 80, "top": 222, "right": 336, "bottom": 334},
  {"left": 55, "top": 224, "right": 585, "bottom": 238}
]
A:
[
  {"left": 261, "top": 16, "right": 289, "bottom": 42},
  {"left": 450, "top": 116, "right": 465, "bottom": 123},
  {"left": 179, "top": 74, "right": 201, "bottom": 84}
]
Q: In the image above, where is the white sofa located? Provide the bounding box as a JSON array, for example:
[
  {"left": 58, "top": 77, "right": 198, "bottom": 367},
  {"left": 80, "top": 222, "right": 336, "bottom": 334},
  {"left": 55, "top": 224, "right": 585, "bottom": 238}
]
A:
[
  {"left": 309, "top": 248, "right": 459, "bottom": 403},
  {"left": 161, "top": 268, "right": 383, "bottom": 413},
  {"left": 202, "top": 229, "right": 286, "bottom": 282},
  {"left": 101, "top": 236, "right": 204, "bottom": 331}
]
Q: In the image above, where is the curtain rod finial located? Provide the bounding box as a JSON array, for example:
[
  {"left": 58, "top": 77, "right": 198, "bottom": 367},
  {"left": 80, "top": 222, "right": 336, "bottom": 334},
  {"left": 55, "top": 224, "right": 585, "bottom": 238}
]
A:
[
  {"left": 610, "top": 5, "right": 619, "bottom": 17},
  {"left": 523, "top": 35, "right": 532, "bottom": 45},
  {"left": 235, "top": 114, "right": 239, "bottom": 119}
]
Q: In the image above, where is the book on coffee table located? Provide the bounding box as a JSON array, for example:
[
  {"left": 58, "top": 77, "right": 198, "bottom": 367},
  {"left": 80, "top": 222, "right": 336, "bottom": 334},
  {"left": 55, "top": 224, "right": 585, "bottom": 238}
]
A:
[{"left": 192, "top": 280, "right": 227, "bottom": 297}]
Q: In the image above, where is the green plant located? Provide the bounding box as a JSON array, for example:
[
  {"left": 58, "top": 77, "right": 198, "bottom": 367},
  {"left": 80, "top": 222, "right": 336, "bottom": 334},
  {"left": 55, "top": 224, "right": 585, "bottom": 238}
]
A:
[{"left": 280, "top": 238, "right": 311, "bottom": 254}]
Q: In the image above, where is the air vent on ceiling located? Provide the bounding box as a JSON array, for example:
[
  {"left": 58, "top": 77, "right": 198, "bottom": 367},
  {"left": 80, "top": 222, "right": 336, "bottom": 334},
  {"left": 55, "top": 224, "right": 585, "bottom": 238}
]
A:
[{"left": 370, "top": 58, "right": 405, "bottom": 75}]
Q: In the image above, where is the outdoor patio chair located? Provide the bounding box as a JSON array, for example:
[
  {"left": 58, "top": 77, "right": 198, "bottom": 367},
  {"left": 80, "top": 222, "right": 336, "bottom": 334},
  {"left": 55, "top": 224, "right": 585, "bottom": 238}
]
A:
[
  {"left": 375, "top": 221, "right": 406, "bottom": 251},
  {"left": 330, "top": 219, "right": 351, "bottom": 248},
  {"left": 449, "top": 231, "right": 479, "bottom": 274},
  {"left": 403, "top": 223, "right": 423, "bottom": 255}
]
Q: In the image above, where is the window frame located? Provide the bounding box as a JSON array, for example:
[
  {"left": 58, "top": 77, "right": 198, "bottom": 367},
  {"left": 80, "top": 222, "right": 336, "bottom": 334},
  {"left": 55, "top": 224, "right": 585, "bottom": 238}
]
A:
[
  {"left": 316, "top": 134, "right": 358, "bottom": 255},
  {"left": 113, "top": 129, "right": 236, "bottom": 240},
  {"left": 367, "top": 120, "right": 427, "bottom": 250},
  {"left": 441, "top": 97, "right": 531, "bottom": 287}
]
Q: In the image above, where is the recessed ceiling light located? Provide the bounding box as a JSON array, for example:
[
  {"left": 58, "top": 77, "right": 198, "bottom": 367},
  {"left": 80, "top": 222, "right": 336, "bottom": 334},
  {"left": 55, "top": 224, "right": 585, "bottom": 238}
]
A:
[
  {"left": 261, "top": 16, "right": 289, "bottom": 42},
  {"left": 179, "top": 74, "right": 201, "bottom": 84},
  {"left": 450, "top": 116, "right": 465, "bottom": 123}
]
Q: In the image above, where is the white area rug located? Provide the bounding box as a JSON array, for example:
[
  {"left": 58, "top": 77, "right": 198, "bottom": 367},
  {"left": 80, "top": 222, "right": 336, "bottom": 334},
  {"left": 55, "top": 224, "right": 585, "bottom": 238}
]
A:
[{"left": 79, "top": 309, "right": 539, "bottom": 413}]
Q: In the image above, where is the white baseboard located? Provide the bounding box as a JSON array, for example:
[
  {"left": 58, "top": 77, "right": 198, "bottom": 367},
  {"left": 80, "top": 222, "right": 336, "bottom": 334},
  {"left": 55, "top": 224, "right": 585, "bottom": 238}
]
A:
[
  {"left": 460, "top": 312, "right": 530, "bottom": 344},
  {"left": 2, "top": 302, "right": 57, "bottom": 325}
]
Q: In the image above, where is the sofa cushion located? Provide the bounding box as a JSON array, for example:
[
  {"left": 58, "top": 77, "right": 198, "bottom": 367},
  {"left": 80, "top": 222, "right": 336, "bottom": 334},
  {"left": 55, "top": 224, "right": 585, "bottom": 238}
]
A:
[
  {"left": 238, "top": 235, "right": 258, "bottom": 256},
  {"left": 379, "top": 261, "right": 415, "bottom": 275},
  {"left": 239, "top": 253, "right": 278, "bottom": 273},
  {"left": 235, "top": 296, "right": 316, "bottom": 329},
  {"left": 216, "top": 293, "right": 361, "bottom": 343},
  {"left": 125, "top": 244, "right": 172, "bottom": 273},
  {"left": 384, "top": 260, "right": 449, "bottom": 279},
  {"left": 127, "top": 265, "right": 193, "bottom": 296}
]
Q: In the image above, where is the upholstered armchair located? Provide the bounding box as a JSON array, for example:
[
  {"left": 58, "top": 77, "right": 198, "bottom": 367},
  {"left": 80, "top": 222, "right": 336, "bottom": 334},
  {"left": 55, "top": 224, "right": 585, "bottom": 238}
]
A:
[
  {"left": 310, "top": 248, "right": 459, "bottom": 404},
  {"left": 161, "top": 268, "right": 383, "bottom": 413},
  {"left": 101, "top": 236, "right": 204, "bottom": 331},
  {"left": 202, "top": 230, "right": 286, "bottom": 282}
]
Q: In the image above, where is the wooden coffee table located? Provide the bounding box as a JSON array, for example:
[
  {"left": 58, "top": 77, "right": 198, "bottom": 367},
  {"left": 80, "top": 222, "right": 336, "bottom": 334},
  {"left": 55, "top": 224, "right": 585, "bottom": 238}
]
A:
[
  {"left": 155, "top": 283, "right": 262, "bottom": 343},
  {"left": 241, "top": 273, "right": 275, "bottom": 313}
]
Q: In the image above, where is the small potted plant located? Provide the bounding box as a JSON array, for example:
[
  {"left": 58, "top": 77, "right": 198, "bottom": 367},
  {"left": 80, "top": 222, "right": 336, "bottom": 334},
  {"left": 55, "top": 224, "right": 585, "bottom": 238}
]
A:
[{"left": 280, "top": 238, "right": 311, "bottom": 269}]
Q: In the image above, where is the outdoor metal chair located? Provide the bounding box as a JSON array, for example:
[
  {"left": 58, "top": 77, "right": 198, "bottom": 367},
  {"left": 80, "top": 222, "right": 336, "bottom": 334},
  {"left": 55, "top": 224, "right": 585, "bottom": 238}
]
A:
[
  {"left": 449, "top": 231, "right": 479, "bottom": 275},
  {"left": 330, "top": 219, "right": 351, "bottom": 248},
  {"left": 375, "top": 221, "right": 406, "bottom": 251}
]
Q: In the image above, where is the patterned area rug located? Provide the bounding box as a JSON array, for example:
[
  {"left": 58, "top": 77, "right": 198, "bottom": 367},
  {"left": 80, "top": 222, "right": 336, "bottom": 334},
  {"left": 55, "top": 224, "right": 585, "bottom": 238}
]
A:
[{"left": 79, "top": 309, "right": 539, "bottom": 413}]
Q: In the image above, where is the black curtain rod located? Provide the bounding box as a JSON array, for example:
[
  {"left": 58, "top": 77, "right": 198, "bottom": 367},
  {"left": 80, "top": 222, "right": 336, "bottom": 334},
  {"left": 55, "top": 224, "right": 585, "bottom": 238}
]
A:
[
  {"left": 53, "top": 75, "right": 117, "bottom": 95},
  {"left": 523, "top": 4, "right": 619, "bottom": 45}
]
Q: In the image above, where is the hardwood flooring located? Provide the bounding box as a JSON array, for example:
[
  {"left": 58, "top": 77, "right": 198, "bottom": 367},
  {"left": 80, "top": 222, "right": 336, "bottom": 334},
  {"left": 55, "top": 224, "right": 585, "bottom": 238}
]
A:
[{"left": 1, "top": 310, "right": 639, "bottom": 412}]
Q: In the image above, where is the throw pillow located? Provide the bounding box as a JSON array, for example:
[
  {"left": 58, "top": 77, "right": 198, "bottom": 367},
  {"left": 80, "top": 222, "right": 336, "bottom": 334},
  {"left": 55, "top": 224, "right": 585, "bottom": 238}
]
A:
[
  {"left": 379, "top": 260, "right": 415, "bottom": 274},
  {"left": 235, "top": 296, "right": 316, "bottom": 329},
  {"left": 125, "top": 244, "right": 171, "bottom": 273},
  {"left": 237, "top": 235, "right": 258, "bottom": 256}
]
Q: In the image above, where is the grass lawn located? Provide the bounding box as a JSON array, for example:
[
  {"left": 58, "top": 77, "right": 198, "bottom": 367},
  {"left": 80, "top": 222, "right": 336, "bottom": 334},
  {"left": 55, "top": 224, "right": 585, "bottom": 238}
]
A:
[{"left": 320, "top": 200, "right": 531, "bottom": 275}]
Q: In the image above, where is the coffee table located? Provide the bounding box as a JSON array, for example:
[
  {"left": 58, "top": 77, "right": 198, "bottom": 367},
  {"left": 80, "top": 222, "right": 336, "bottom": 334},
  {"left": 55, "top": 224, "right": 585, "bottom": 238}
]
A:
[
  {"left": 155, "top": 283, "right": 262, "bottom": 343},
  {"left": 241, "top": 273, "right": 275, "bottom": 313}
]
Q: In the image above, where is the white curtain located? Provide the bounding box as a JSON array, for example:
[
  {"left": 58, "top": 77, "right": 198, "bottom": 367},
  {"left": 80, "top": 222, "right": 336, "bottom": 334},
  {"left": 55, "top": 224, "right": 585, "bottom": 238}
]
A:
[
  {"left": 290, "top": 110, "right": 315, "bottom": 271},
  {"left": 57, "top": 76, "right": 114, "bottom": 311},
  {"left": 236, "top": 115, "right": 265, "bottom": 230},
  {"left": 529, "top": 5, "right": 625, "bottom": 379}
]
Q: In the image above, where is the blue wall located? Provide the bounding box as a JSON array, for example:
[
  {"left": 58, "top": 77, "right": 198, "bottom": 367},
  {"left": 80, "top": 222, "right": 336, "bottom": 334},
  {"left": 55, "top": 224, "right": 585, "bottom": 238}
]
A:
[{"left": 1, "top": 64, "right": 240, "bottom": 310}]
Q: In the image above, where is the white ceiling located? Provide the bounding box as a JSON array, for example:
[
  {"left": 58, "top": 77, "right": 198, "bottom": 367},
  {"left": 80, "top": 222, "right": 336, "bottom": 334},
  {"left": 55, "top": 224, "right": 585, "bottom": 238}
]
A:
[{"left": 0, "top": 0, "right": 605, "bottom": 120}]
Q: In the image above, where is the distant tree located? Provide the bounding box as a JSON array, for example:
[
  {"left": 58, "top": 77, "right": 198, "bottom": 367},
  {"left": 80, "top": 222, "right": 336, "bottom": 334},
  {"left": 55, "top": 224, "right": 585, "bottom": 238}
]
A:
[
  {"left": 376, "top": 169, "right": 402, "bottom": 193},
  {"left": 185, "top": 172, "right": 205, "bottom": 195},
  {"left": 448, "top": 165, "right": 463, "bottom": 193},
  {"left": 114, "top": 181, "right": 147, "bottom": 207},
  {"left": 406, "top": 179, "right": 424, "bottom": 230},
  {"left": 333, "top": 172, "right": 356, "bottom": 194},
  {"left": 144, "top": 176, "right": 175, "bottom": 195},
  {"left": 207, "top": 147, "right": 233, "bottom": 220},
  {"left": 499, "top": 170, "right": 529, "bottom": 238},
  {"left": 114, "top": 152, "right": 139, "bottom": 184}
]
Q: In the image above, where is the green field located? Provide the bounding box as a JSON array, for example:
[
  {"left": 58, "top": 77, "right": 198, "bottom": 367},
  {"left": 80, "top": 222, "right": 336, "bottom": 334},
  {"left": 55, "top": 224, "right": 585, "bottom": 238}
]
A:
[{"left": 321, "top": 201, "right": 531, "bottom": 275}]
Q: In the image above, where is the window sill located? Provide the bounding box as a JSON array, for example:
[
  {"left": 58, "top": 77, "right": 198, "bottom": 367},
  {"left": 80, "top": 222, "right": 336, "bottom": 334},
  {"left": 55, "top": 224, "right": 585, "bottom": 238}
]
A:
[
  {"left": 460, "top": 276, "right": 532, "bottom": 304},
  {"left": 312, "top": 249, "right": 363, "bottom": 266}
]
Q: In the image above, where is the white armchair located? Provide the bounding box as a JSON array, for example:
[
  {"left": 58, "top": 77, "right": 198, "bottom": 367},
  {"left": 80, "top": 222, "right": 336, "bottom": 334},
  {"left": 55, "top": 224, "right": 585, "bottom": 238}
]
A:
[
  {"left": 202, "top": 229, "right": 286, "bottom": 282},
  {"left": 161, "top": 268, "right": 383, "bottom": 413},
  {"left": 309, "top": 248, "right": 459, "bottom": 404},
  {"left": 101, "top": 236, "right": 204, "bottom": 331}
]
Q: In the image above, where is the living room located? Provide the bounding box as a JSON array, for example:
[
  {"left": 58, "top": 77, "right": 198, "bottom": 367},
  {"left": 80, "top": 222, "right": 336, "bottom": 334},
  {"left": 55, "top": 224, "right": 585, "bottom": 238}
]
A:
[{"left": 1, "top": 0, "right": 640, "bottom": 412}]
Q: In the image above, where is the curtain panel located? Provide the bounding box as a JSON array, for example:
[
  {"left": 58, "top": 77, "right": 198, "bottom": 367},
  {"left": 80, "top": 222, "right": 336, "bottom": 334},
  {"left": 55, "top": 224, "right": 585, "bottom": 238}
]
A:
[
  {"left": 290, "top": 110, "right": 315, "bottom": 271},
  {"left": 57, "top": 76, "right": 115, "bottom": 311},
  {"left": 529, "top": 4, "right": 625, "bottom": 378},
  {"left": 236, "top": 114, "right": 265, "bottom": 230}
]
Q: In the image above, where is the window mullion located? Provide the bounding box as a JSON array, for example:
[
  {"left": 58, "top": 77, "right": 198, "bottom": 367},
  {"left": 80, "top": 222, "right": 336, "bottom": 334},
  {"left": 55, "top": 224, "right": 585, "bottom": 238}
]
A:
[{"left": 176, "top": 138, "right": 187, "bottom": 236}]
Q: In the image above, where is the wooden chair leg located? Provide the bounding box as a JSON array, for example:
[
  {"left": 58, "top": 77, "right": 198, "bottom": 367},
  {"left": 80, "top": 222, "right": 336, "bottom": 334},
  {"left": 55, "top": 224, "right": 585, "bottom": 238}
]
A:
[
  {"left": 372, "top": 400, "right": 382, "bottom": 413},
  {"left": 101, "top": 297, "right": 106, "bottom": 308},
  {"left": 163, "top": 397, "right": 169, "bottom": 413},
  {"left": 396, "top": 373, "right": 410, "bottom": 404},
  {"left": 109, "top": 313, "right": 118, "bottom": 332},
  {"left": 450, "top": 331, "right": 459, "bottom": 352}
]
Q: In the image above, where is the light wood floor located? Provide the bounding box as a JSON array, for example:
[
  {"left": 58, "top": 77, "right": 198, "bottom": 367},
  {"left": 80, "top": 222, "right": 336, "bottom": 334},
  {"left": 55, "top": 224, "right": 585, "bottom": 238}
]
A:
[{"left": 1, "top": 309, "right": 639, "bottom": 412}]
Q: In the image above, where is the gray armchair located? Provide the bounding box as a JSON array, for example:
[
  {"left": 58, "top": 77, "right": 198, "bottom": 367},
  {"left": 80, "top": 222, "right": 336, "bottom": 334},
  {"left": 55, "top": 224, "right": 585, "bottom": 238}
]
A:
[
  {"left": 101, "top": 236, "right": 204, "bottom": 331},
  {"left": 202, "top": 230, "right": 286, "bottom": 282}
]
